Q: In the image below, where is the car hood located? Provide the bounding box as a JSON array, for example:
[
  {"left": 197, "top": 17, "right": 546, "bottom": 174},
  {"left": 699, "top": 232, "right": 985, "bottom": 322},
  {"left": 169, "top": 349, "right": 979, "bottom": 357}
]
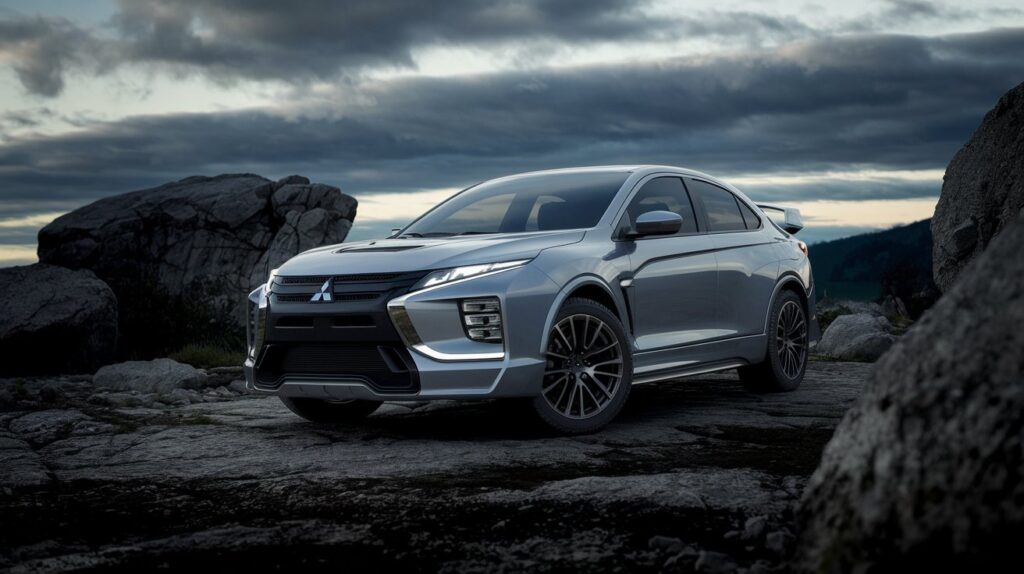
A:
[{"left": 274, "top": 230, "right": 586, "bottom": 276}]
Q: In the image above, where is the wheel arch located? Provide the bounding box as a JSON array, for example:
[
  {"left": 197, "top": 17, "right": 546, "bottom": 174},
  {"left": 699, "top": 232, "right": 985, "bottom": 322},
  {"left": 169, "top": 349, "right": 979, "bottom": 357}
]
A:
[
  {"left": 538, "top": 275, "right": 628, "bottom": 354},
  {"left": 763, "top": 272, "right": 811, "bottom": 335}
]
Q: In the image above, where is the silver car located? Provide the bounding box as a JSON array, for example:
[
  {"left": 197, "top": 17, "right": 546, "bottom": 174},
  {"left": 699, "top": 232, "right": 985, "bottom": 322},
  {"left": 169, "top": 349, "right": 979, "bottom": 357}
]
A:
[{"left": 244, "top": 166, "right": 819, "bottom": 434}]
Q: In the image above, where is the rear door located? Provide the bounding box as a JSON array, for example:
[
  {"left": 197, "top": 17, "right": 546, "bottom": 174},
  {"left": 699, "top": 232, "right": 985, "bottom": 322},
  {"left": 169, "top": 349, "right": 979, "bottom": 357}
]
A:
[
  {"left": 687, "top": 178, "right": 779, "bottom": 338},
  {"left": 621, "top": 176, "right": 720, "bottom": 353}
]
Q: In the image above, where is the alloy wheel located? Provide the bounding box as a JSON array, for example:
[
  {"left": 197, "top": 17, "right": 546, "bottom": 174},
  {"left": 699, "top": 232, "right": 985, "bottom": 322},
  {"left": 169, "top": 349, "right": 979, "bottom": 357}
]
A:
[
  {"left": 542, "top": 314, "right": 624, "bottom": 419},
  {"left": 776, "top": 300, "right": 808, "bottom": 379}
]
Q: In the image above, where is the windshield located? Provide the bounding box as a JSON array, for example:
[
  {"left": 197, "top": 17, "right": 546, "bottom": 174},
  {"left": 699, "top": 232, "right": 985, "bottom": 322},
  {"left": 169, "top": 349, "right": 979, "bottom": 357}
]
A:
[{"left": 399, "top": 171, "right": 629, "bottom": 237}]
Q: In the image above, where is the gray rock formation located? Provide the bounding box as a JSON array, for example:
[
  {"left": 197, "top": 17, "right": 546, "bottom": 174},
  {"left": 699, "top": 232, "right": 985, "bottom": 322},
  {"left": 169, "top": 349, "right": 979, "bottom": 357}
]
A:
[
  {"left": 932, "top": 81, "right": 1024, "bottom": 292},
  {"left": 797, "top": 214, "right": 1024, "bottom": 571},
  {"left": 0, "top": 264, "right": 117, "bottom": 376},
  {"left": 814, "top": 313, "right": 896, "bottom": 361},
  {"left": 93, "top": 358, "right": 209, "bottom": 394},
  {"left": 37, "top": 174, "right": 356, "bottom": 357}
]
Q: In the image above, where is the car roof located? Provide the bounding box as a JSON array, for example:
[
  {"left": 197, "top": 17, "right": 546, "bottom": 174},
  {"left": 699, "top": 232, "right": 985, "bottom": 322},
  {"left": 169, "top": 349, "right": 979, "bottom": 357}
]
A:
[
  {"left": 499, "top": 164, "right": 725, "bottom": 185},
  {"left": 497, "top": 164, "right": 729, "bottom": 187}
]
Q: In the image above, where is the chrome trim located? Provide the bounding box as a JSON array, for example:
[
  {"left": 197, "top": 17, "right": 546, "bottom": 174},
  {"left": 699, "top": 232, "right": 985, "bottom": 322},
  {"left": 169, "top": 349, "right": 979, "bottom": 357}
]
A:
[
  {"left": 386, "top": 300, "right": 423, "bottom": 346},
  {"left": 464, "top": 313, "right": 501, "bottom": 326},
  {"left": 411, "top": 343, "right": 505, "bottom": 362},
  {"left": 631, "top": 360, "right": 746, "bottom": 385},
  {"left": 387, "top": 286, "right": 509, "bottom": 362}
]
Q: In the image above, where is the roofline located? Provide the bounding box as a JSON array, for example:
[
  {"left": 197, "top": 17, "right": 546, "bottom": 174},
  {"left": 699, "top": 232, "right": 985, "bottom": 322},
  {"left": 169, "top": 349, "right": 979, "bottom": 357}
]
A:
[{"left": 494, "top": 164, "right": 717, "bottom": 179}]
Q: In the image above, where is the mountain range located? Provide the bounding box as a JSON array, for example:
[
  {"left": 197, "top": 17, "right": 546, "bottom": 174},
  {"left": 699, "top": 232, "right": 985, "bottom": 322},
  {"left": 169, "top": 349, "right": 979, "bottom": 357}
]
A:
[{"left": 808, "top": 219, "right": 936, "bottom": 315}]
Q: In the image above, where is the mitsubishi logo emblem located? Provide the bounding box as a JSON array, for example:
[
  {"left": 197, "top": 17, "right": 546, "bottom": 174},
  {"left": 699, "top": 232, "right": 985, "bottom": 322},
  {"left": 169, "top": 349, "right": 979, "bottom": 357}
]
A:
[{"left": 310, "top": 278, "right": 333, "bottom": 303}]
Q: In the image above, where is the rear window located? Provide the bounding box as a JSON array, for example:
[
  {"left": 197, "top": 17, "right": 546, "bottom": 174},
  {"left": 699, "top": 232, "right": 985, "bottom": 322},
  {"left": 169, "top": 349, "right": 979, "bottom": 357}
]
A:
[
  {"left": 737, "top": 200, "right": 761, "bottom": 230},
  {"left": 402, "top": 171, "right": 629, "bottom": 236},
  {"left": 688, "top": 179, "right": 746, "bottom": 232}
]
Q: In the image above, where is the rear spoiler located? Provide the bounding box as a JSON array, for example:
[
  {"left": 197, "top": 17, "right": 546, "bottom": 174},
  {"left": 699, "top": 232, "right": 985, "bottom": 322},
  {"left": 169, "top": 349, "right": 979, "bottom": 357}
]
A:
[{"left": 756, "top": 203, "right": 804, "bottom": 234}]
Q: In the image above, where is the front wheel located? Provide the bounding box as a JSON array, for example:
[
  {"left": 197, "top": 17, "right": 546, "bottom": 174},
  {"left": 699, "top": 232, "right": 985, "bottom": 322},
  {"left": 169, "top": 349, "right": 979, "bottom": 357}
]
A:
[
  {"left": 531, "top": 298, "right": 633, "bottom": 434},
  {"left": 280, "top": 397, "right": 382, "bottom": 423},
  {"left": 739, "top": 289, "right": 808, "bottom": 392}
]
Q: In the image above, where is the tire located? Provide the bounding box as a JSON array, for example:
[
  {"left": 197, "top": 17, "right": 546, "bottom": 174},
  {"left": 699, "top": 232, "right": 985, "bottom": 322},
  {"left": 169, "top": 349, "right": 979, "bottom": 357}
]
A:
[
  {"left": 279, "top": 397, "right": 382, "bottom": 423},
  {"left": 531, "top": 297, "right": 633, "bottom": 434},
  {"left": 739, "top": 289, "right": 808, "bottom": 392}
]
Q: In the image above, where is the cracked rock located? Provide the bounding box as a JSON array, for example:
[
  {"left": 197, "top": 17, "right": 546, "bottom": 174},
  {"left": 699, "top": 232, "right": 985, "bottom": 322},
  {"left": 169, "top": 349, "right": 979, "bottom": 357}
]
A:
[
  {"left": 0, "top": 264, "right": 118, "bottom": 376},
  {"left": 37, "top": 174, "right": 357, "bottom": 358}
]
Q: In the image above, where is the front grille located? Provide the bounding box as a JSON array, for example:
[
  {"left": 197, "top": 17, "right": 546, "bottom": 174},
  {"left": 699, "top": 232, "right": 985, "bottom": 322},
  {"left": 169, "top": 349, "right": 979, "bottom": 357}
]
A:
[
  {"left": 255, "top": 344, "right": 419, "bottom": 393},
  {"left": 274, "top": 292, "right": 380, "bottom": 303},
  {"left": 280, "top": 272, "right": 417, "bottom": 285}
]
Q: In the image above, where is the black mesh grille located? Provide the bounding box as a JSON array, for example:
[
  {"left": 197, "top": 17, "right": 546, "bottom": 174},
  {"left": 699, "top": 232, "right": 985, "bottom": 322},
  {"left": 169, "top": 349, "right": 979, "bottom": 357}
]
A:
[
  {"left": 255, "top": 344, "right": 418, "bottom": 393},
  {"left": 274, "top": 292, "right": 380, "bottom": 303},
  {"left": 280, "top": 272, "right": 417, "bottom": 285}
]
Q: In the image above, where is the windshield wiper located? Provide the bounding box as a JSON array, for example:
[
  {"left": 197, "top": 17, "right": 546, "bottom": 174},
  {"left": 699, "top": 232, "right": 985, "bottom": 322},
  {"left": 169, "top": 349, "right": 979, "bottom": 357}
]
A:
[{"left": 400, "top": 231, "right": 496, "bottom": 238}]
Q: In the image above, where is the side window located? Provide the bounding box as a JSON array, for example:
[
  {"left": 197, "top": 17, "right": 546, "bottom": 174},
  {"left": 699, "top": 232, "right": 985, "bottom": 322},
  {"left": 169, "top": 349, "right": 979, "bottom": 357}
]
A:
[
  {"left": 737, "top": 200, "right": 761, "bottom": 229},
  {"left": 689, "top": 179, "right": 746, "bottom": 232},
  {"left": 622, "top": 177, "right": 698, "bottom": 235}
]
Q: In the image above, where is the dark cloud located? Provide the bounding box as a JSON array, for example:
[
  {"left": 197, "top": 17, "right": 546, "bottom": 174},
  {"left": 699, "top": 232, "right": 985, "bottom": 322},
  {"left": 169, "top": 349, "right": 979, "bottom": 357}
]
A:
[
  {"left": 111, "top": 0, "right": 663, "bottom": 78},
  {"left": 0, "top": 16, "right": 98, "bottom": 96},
  {"left": 1, "top": 0, "right": 817, "bottom": 96},
  {"left": 0, "top": 28, "right": 1021, "bottom": 220}
]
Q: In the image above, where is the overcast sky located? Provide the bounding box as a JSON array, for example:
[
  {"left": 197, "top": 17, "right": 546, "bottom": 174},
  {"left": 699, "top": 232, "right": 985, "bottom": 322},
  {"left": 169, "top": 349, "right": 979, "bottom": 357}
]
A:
[{"left": 1, "top": 0, "right": 1023, "bottom": 264}]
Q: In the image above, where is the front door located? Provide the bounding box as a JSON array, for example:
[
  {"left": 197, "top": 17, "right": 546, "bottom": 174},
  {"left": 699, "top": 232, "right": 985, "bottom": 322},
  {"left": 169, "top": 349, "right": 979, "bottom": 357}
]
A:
[{"left": 622, "top": 176, "right": 721, "bottom": 355}]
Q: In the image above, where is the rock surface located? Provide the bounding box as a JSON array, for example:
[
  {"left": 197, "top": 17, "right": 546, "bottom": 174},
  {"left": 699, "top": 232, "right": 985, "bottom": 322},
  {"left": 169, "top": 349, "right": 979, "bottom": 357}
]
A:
[
  {"left": 815, "top": 298, "right": 884, "bottom": 318},
  {"left": 93, "top": 358, "right": 208, "bottom": 394},
  {"left": 0, "top": 361, "right": 871, "bottom": 571},
  {"left": 797, "top": 215, "right": 1024, "bottom": 571},
  {"left": 932, "top": 81, "right": 1024, "bottom": 292},
  {"left": 37, "top": 174, "right": 357, "bottom": 357},
  {"left": 0, "top": 264, "right": 118, "bottom": 376},
  {"left": 814, "top": 313, "right": 896, "bottom": 361}
]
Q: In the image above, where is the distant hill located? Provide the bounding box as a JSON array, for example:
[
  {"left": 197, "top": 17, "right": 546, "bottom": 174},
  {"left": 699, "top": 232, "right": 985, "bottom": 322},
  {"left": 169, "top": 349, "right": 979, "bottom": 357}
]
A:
[{"left": 808, "top": 219, "right": 937, "bottom": 315}]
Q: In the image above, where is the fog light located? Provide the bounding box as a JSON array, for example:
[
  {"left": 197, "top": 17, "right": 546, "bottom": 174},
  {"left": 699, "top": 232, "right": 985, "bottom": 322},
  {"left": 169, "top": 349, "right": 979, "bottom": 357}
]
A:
[{"left": 461, "top": 298, "right": 503, "bottom": 343}]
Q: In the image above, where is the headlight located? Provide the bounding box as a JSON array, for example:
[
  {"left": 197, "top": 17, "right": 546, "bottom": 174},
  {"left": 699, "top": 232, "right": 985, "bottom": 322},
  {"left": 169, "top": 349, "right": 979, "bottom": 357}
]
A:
[{"left": 414, "top": 260, "right": 530, "bottom": 291}]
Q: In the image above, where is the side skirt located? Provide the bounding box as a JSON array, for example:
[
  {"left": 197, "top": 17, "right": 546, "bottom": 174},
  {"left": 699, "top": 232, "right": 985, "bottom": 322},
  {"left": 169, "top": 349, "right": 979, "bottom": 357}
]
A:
[{"left": 631, "top": 359, "right": 748, "bottom": 385}]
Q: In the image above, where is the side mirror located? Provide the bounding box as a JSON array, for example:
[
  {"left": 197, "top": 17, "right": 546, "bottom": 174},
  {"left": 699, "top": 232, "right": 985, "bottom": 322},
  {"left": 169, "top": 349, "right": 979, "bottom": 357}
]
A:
[{"left": 630, "top": 210, "right": 682, "bottom": 238}]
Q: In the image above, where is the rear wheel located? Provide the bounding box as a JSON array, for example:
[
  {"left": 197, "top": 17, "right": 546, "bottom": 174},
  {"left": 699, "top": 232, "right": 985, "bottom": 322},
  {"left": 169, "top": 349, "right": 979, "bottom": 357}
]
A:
[
  {"left": 739, "top": 289, "right": 808, "bottom": 392},
  {"left": 280, "top": 397, "right": 382, "bottom": 423},
  {"left": 531, "top": 298, "right": 632, "bottom": 434}
]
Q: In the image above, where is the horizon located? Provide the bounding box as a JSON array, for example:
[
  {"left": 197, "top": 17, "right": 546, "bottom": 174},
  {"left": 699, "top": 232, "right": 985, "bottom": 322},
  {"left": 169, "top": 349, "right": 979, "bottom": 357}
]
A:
[{"left": 2, "top": 0, "right": 1023, "bottom": 265}]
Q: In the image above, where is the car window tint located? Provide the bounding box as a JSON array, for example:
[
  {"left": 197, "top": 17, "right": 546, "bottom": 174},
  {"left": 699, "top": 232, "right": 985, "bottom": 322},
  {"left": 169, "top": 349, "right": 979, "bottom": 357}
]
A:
[
  {"left": 737, "top": 200, "right": 761, "bottom": 229},
  {"left": 623, "top": 177, "right": 698, "bottom": 234},
  {"left": 403, "top": 171, "right": 628, "bottom": 235},
  {"left": 423, "top": 193, "right": 515, "bottom": 235},
  {"left": 690, "top": 180, "right": 746, "bottom": 232},
  {"left": 525, "top": 195, "right": 565, "bottom": 231}
]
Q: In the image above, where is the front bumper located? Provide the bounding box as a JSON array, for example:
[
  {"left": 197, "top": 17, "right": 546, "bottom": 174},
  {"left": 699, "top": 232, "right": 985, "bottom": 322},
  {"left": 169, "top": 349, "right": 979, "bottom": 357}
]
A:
[{"left": 244, "top": 265, "right": 557, "bottom": 400}]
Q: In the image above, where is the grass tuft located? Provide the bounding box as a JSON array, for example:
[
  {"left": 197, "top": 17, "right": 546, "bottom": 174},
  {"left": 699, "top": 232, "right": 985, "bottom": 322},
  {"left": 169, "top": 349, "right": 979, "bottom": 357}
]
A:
[{"left": 169, "top": 343, "right": 245, "bottom": 369}]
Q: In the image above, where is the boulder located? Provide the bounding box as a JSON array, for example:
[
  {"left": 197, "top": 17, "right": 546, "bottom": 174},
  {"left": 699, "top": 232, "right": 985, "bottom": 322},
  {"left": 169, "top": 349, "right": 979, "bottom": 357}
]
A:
[
  {"left": 93, "top": 358, "right": 208, "bottom": 394},
  {"left": 816, "top": 298, "right": 884, "bottom": 318},
  {"left": 932, "top": 81, "right": 1024, "bottom": 292},
  {"left": 796, "top": 214, "right": 1024, "bottom": 571},
  {"left": 0, "top": 264, "right": 118, "bottom": 376},
  {"left": 814, "top": 313, "right": 895, "bottom": 361},
  {"left": 879, "top": 294, "right": 908, "bottom": 318},
  {"left": 37, "top": 174, "right": 357, "bottom": 357}
]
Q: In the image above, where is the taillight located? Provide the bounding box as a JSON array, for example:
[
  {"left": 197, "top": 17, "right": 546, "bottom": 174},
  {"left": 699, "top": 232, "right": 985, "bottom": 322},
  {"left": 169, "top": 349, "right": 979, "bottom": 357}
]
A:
[{"left": 797, "top": 241, "right": 808, "bottom": 257}]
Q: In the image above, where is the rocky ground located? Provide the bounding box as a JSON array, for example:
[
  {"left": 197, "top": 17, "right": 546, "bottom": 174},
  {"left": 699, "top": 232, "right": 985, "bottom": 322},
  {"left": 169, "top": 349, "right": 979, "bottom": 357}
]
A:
[{"left": 0, "top": 360, "right": 870, "bottom": 573}]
